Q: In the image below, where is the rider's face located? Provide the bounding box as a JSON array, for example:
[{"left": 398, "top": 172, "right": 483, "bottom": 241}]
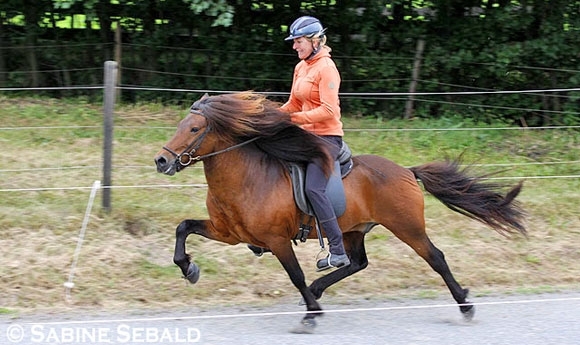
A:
[{"left": 292, "top": 37, "right": 316, "bottom": 60}]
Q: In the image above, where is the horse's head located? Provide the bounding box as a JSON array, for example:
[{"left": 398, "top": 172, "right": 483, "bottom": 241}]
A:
[{"left": 154, "top": 99, "right": 215, "bottom": 175}]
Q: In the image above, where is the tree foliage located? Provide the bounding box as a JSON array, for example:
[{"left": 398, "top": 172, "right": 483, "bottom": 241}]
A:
[{"left": 1, "top": 0, "right": 579, "bottom": 125}]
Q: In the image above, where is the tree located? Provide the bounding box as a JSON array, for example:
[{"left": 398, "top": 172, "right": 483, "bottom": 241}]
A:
[
  {"left": 183, "top": 0, "right": 234, "bottom": 27},
  {"left": 1, "top": 0, "right": 579, "bottom": 124}
]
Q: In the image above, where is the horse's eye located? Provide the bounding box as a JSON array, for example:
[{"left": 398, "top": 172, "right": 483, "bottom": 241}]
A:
[{"left": 191, "top": 127, "right": 200, "bottom": 133}]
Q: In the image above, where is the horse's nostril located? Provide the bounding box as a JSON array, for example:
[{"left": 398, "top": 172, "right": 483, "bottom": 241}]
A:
[
  {"left": 155, "top": 156, "right": 167, "bottom": 166},
  {"left": 155, "top": 156, "right": 170, "bottom": 173}
]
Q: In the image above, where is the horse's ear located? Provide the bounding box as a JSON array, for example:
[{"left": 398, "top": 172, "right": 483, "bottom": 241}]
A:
[{"left": 190, "top": 93, "right": 210, "bottom": 113}]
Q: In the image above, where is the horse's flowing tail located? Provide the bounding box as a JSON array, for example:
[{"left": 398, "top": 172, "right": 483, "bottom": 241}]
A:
[{"left": 410, "top": 159, "right": 527, "bottom": 236}]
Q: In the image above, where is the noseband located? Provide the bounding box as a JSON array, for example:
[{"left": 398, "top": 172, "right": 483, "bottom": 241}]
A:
[{"left": 162, "top": 109, "right": 260, "bottom": 167}]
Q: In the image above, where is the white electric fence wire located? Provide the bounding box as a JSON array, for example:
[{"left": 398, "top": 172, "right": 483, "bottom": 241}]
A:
[
  {"left": 0, "top": 160, "right": 578, "bottom": 174},
  {"left": 1, "top": 174, "right": 579, "bottom": 194}
]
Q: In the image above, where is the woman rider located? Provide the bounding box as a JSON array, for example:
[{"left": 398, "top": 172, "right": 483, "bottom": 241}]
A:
[
  {"left": 282, "top": 16, "right": 350, "bottom": 271},
  {"left": 247, "top": 16, "right": 350, "bottom": 271}
]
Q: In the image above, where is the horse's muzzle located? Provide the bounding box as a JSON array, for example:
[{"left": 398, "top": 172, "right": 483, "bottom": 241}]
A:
[{"left": 154, "top": 155, "right": 178, "bottom": 176}]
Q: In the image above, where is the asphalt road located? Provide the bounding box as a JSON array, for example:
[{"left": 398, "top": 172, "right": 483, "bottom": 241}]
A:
[{"left": 2, "top": 291, "right": 579, "bottom": 345}]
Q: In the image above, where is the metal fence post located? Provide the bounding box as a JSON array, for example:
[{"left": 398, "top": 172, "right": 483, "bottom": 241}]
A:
[{"left": 103, "top": 61, "right": 117, "bottom": 212}]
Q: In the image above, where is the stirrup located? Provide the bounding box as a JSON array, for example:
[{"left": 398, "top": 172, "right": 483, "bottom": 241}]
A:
[{"left": 316, "top": 253, "right": 350, "bottom": 272}]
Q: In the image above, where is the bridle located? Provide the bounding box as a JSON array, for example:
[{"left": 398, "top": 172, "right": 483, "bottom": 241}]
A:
[{"left": 162, "top": 109, "right": 260, "bottom": 167}]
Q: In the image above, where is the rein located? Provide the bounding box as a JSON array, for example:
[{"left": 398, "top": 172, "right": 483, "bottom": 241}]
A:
[
  {"left": 163, "top": 137, "right": 260, "bottom": 167},
  {"left": 162, "top": 124, "right": 260, "bottom": 167}
]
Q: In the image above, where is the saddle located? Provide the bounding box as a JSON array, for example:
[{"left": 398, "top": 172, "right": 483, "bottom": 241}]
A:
[{"left": 289, "top": 141, "right": 354, "bottom": 218}]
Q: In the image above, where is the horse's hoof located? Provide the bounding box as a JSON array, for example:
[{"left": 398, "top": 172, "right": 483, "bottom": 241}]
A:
[
  {"left": 461, "top": 304, "right": 475, "bottom": 321},
  {"left": 290, "top": 318, "right": 316, "bottom": 334},
  {"left": 185, "top": 263, "right": 200, "bottom": 284}
]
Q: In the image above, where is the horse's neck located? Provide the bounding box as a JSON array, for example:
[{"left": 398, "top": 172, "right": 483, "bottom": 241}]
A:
[
  {"left": 203, "top": 153, "right": 284, "bottom": 192},
  {"left": 202, "top": 153, "right": 257, "bottom": 186}
]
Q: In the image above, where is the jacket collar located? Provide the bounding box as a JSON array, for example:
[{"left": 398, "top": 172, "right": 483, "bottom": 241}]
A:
[{"left": 305, "top": 47, "right": 330, "bottom": 64}]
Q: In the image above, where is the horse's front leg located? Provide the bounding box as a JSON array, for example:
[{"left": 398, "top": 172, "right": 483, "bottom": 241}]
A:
[
  {"left": 173, "top": 219, "right": 209, "bottom": 284},
  {"left": 270, "top": 241, "right": 322, "bottom": 334}
]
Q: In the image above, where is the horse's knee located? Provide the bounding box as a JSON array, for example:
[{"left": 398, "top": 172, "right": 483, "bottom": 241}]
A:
[
  {"left": 176, "top": 219, "right": 192, "bottom": 236},
  {"left": 174, "top": 221, "right": 198, "bottom": 268},
  {"left": 176, "top": 219, "right": 207, "bottom": 237}
]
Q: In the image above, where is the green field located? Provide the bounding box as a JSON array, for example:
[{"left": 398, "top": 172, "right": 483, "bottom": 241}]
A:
[{"left": 0, "top": 96, "right": 579, "bottom": 315}]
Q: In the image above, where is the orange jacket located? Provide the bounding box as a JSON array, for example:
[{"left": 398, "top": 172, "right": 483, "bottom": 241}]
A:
[{"left": 280, "top": 48, "right": 343, "bottom": 137}]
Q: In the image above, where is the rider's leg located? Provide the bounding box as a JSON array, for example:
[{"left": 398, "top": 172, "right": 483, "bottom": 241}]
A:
[{"left": 305, "top": 161, "right": 350, "bottom": 271}]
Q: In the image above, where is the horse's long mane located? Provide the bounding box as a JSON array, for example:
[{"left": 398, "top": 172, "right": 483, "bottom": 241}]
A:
[{"left": 192, "top": 91, "right": 333, "bottom": 173}]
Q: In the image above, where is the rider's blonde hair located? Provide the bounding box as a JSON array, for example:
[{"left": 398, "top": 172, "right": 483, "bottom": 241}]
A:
[{"left": 308, "top": 34, "right": 331, "bottom": 53}]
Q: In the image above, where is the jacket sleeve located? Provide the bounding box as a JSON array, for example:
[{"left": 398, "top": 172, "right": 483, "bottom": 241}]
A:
[
  {"left": 280, "top": 96, "right": 302, "bottom": 114},
  {"left": 290, "top": 64, "right": 340, "bottom": 125}
]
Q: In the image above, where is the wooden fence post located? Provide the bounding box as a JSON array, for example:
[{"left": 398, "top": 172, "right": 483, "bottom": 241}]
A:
[
  {"left": 103, "top": 61, "right": 118, "bottom": 212},
  {"left": 405, "top": 39, "right": 425, "bottom": 119}
]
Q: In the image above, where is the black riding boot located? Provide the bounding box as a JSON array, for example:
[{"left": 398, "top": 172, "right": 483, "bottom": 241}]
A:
[{"left": 316, "top": 218, "right": 350, "bottom": 271}]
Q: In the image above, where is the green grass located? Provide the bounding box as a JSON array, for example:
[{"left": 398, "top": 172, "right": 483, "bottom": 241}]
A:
[
  {"left": 0, "top": 96, "right": 579, "bottom": 313},
  {"left": 0, "top": 307, "right": 16, "bottom": 315}
]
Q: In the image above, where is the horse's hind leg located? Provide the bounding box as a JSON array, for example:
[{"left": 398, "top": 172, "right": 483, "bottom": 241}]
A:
[
  {"left": 308, "top": 231, "right": 369, "bottom": 300},
  {"left": 395, "top": 229, "right": 475, "bottom": 320}
]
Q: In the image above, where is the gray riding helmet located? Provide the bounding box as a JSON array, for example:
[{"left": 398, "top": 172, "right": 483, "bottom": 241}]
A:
[{"left": 285, "top": 16, "right": 326, "bottom": 41}]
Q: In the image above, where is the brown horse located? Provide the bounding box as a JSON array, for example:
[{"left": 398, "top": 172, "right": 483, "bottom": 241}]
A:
[{"left": 154, "top": 91, "right": 526, "bottom": 333}]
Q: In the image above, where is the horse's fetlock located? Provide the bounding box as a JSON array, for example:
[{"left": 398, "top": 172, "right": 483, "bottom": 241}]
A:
[{"left": 173, "top": 254, "right": 188, "bottom": 266}]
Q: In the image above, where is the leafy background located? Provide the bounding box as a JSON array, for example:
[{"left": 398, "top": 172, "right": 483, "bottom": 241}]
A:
[{"left": 1, "top": 1, "right": 579, "bottom": 124}]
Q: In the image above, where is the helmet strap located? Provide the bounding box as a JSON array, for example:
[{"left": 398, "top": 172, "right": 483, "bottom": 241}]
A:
[{"left": 306, "top": 40, "right": 321, "bottom": 61}]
